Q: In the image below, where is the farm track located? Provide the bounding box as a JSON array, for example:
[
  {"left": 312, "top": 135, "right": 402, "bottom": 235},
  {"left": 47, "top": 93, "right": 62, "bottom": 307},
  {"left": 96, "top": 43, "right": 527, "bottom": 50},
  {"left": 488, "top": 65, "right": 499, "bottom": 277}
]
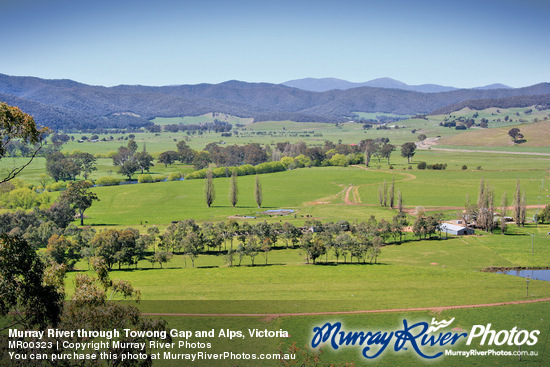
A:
[
  {"left": 340, "top": 166, "right": 418, "bottom": 205},
  {"left": 417, "top": 137, "right": 550, "bottom": 156},
  {"left": 328, "top": 166, "right": 544, "bottom": 212},
  {"left": 143, "top": 297, "right": 550, "bottom": 318},
  {"left": 423, "top": 147, "right": 550, "bottom": 156}
]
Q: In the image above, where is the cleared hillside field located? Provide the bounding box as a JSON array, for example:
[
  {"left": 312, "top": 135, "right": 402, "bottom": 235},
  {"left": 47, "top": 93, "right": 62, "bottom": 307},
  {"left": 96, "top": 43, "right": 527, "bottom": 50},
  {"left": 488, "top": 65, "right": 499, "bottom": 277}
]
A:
[
  {"left": 358, "top": 168, "right": 548, "bottom": 208},
  {"left": 84, "top": 159, "right": 549, "bottom": 227},
  {"left": 439, "top": 120, "right": 550, "bottom": 147},
  {"left": 85, "top": 167, "right": 401, "bottom": 225}
]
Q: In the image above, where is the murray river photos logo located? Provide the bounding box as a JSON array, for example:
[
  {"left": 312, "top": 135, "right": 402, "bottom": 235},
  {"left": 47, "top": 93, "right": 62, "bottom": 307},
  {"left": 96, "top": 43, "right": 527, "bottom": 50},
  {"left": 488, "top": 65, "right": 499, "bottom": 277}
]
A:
[{"left": 311, "top": 318, "right": 540, "bottom": 360}]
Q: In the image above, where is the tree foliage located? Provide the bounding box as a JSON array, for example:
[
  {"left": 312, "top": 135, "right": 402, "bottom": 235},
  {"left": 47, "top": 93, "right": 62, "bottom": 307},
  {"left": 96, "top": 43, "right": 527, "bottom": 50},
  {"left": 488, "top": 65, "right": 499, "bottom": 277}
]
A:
[
  {"left": 254, "top": 175, "right": 263, "bottom": 208},
  {"left": 59, "top": 181, "right": 99, "bottom": 226},
  {"left": 0, "top": 103, "right": 48, "bottom": 183},
  {"left": 46, "top": 151, "right": 81, "bottom": 182},
  {"left": 229, "top": 170, "right": 239, "bottom": 207},
  {"left": 400, "top": 142, "right": 416, "bottom": 163},
  {"left": 0, "top": 234, "right": 64, "bottom": 331},
  {"left": 205, "top": 169, "right": 215, "bottom": 207},
  {"left": 508, "top": 128, "right": 524, "bottom": 143},
  {"left": 513, "top": 179, "right": 526, "bottom": 226}
]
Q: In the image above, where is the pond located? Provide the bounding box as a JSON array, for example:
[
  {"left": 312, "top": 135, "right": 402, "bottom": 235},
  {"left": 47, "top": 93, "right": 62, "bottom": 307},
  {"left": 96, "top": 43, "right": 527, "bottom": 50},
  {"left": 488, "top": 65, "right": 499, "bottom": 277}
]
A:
[{"left": 498, "top": 269, "right": 550, "bottom": 282}]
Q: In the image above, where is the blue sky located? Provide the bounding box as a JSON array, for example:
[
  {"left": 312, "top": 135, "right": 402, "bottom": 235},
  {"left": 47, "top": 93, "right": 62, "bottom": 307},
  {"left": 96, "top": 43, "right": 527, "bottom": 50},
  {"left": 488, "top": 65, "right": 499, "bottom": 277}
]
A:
[{"left": 1, "top": 0, "right": 549, "bottom": 88}]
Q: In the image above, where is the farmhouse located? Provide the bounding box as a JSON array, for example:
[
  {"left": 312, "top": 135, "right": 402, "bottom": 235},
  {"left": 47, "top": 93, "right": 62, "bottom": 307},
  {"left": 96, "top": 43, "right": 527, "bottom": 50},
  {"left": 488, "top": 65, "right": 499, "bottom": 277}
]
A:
[{"left": 439, "top": 223, "right": 475, "bottom": 236}]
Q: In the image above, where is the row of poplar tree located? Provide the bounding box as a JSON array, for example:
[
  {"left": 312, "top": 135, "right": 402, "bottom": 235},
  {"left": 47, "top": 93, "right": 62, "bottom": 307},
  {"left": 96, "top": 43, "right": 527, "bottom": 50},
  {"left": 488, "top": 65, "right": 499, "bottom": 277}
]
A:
[{"left": 204, "top": 169, "right": 263, "bottom": 208}]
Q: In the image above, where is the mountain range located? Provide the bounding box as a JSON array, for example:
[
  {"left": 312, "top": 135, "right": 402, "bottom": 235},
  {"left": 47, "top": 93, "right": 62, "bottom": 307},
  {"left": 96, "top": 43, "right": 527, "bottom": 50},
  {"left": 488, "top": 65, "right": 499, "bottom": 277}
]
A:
[
  {"left": 281, "top": 77, "right": 512, "bottom": 93},
  {"left": 0, "top": 73, "right": 548, "bottom": 131}
]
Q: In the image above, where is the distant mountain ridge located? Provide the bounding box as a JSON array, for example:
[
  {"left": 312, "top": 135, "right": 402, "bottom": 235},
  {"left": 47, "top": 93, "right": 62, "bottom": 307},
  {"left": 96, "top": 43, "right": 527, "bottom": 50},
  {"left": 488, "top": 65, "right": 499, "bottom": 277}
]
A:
[
  {"left": 281, "top": 77, "right": 511, "bottom": 93},
  {"left": 0, "top": 73, "right": 547, "bottom": 130}
]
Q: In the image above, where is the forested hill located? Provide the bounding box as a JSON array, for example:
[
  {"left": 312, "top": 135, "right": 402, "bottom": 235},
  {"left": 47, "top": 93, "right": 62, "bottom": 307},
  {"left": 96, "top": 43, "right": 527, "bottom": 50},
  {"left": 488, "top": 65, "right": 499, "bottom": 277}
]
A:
[
  {"left": 430, "top": 94, "right": 550, "bottom": 115},
  {"left": 1, "top": 73, "right": 549, "bottom": 130}
]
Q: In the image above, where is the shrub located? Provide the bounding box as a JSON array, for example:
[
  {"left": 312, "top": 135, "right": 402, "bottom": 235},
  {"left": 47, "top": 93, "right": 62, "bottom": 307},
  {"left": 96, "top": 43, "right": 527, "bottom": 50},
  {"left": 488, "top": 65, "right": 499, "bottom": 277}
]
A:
[
  {"left": 329, "top": 154, "right": 348, "bottom": 167},
  {"left": 96, "top": 176, "right": 121, "bottom": 186},
  {"left": 427, "top": 163, "right": 447, "bottom": 170},
  {"left": 256, "top": 161, "right": 285, "bottom": 174},
  {"left": 7, "top": 187, "right": 40, "bottom": 209},
  {"left": 236, "top": 164, "right": 256, "bottom": 176},
  {"left": 212, "top": 167, "right": 227, "bottom": 178},
  {"left": 186, "top": 169, "right": 207, "bottom": 180},
  {"left": 280, "top": 157, "right": 294, "bottom": 169},
  {"left": 477, "top": 166, "right": 482, "bottom": 170},
  {"left": 462, "top": 165, "right": 467, "bottom": 170},
  {"left": 294, "top": 155, "right": 312, "bottom": 168},
  {"left": 138, "top": 174, "right": 154, "bottom": 183},
  {"left": 167, "top": 172, "right": 182, "bottom": 181},
  {"left": 152, "top": 175, "right": 166, "bottom": 182},
  {"left": 417, "top": 162, "right": 427, "bottom": 170},
  {"left": 45, "top": 181, "right": 68, "bottom": 192}
]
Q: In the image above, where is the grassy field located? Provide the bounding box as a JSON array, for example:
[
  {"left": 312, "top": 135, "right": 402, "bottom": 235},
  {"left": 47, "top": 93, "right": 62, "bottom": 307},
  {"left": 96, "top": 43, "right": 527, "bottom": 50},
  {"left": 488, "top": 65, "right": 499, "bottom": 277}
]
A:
[
  {"left": 3, "top": 151, "right": 548, "bottom": 224},
  {"left": 78, "top": 157, "right": 548, "bottom": 226},
  {"left": 85, "top": 167, "right": 400, "bottom": 225},
  {"left": 40, "top": 110, "right": 548, "bottom": 158},
  {"left": 0, "top": 156, "right": 195, "bottom": 186},
  {"left": 66, "top": 228, "right": 550, "bottom": 309},
  {"left": 148, "top": 301, "right": 549, "bottom": 366},
  {"left": 109, "top": 300, "right": 542, "bottom": 366},
  {"left": 431, "top": 106, "right": 550, "bottom": 122},
  {"left": 359, "top": 168, "right": 548, "bottom": 208},
  {"left": 60, "top": 222, "right": 550, "bottom": 365},
  {"left": 439, "top": 120, "right": 550, "bottom": 147},
  {"left": 4, "top": 115, "right": 550, "bottom": 366},
  {"left": 353, "top": 111, "right": 412, "bottom": 120},
  {"left": 151, "top": 113, "right": 254, "bottom": 126}
]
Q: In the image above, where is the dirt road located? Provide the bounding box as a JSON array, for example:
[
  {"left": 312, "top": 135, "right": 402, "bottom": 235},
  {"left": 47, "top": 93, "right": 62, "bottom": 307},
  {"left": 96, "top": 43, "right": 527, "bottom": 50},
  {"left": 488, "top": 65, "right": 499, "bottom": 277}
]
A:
[{"left": 143, "top": 297, "right": 550, "bottom": 317}]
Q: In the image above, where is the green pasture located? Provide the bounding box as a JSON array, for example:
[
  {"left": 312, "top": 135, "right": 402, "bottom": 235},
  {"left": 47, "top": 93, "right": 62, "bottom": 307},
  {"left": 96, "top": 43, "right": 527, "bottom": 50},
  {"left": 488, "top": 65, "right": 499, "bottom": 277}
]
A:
[
  {"left": 135, "top": 302, "right": 549, "bottom": 366},
  {"left": 57, "top": 119, "right": 456, "bottom": 155},
  {"left": 151, "top": 113, "right": 253, "bottom": 126},
  {"left": 3, "top": 112, "right": 550, "bottom": 367},
  {"left": 276, "top": 302, "right": 549, "bottom": 366},
  {"left": 353, "top": 111, "right": 412, "bottom": 120},
  {"left": 2, "top": 153, "right": 547, "bottom": 227},
  {"left": 49, "top": 112, "right": 548, "bottom": 158},
  {"left": 83, "top": 159, "right": 548, "bottom": 226},
  {"left": 431, "top": 106, "right": 550, "bottom": 122},
  {"left": 65, "top": 224, "right": 550, "bottom": 309},
  {"left": 2, "top": 146, "right": 548, "bottom": 189},
  {"left": 0, "top": 156, "right": 194, "bottom": 186},
  {"left": 84, "top": 167, "right": 400, "bottom": 225},
  {"left": 359, "top": 167, "right": 548, "bottom": 208},
  {"left": 63, "top": 133, "right": 195, "bottom": 154},
  {"left": 0, "top": 156, "right": 47, "bottom": 184},
  {"left": 239, "top": 118, "right": 469, "bottom": 146}
]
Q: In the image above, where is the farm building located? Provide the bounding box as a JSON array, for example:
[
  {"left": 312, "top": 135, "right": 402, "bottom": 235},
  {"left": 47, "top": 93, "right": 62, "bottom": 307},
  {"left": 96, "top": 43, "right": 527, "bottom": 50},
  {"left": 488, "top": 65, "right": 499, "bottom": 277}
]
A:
[{"left": 439, "top": 223, "right": 475, "bottom": 236}]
